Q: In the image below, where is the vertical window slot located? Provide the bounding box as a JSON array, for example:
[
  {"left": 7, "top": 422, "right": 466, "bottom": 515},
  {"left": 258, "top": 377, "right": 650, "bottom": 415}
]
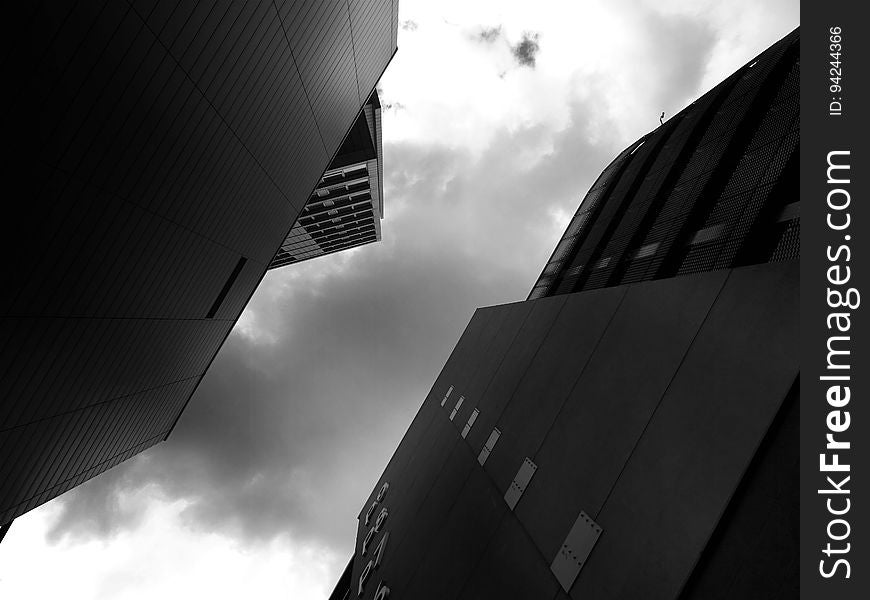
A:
[{"left": 207, "top": 256, "right": 247, "bottom": 318}]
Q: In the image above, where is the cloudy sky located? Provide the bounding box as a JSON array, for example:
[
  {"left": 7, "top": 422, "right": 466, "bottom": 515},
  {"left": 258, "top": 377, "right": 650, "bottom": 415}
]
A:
[{"left": 0, "top": 1, "right": 798, "bottom": 598}]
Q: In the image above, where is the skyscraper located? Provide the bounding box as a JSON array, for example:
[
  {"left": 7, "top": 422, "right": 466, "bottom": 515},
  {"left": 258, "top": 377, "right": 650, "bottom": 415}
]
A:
[
  {"left": 270, "top": 91, "right": 384, "bottom": 268},
  {"left": 0, "top": 0, "right": 398, "bottom": 533},
  {"left": 337, "top": 28, "right": 799, "bottom": 600}
]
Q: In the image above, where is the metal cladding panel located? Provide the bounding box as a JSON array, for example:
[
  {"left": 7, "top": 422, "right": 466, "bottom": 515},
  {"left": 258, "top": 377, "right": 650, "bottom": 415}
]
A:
[
  {"left": 551, "top": 511, "right": 603, "bottom": 593},
  {"left": 1, "top": 0, "right": 396, "bottom": 525},
  {"left": 0, "top": 377, "right": 200, "bottom": 524},
  {"left": 679, "top": 380, "right": 798, "bottom": 600},
  {"left": 402, "top": 465, "right": 508, "bottom": 600},
  {"left": 461, "top": 408, "right": 479, "bottom": 439},
  {"left": 390, "top": 0, "right": 399, "bottom": 50},
  {"left": 569, "top": 261, "right": 798, "bottom": 600},
  {"left": 504, "top": 457, "right": 538, "bottom": 510},
  {"left": 457, "top": 509, "right": 561, "bottom": 600},
  {"left": 5, "top": 198, "right": 260, "bottom": 320},
  {"left": 440, "top": 386, "right": 454, "bottom": 407},
  {"left": 385, "top": 443, "right": 480, "bottom": 598},
  {"left": 462, "top": 300, "right": 535, "bottom": 408},
  {"left": 465, "top": 294, "right": 567, "bottom": 471},
  {"left": 477, "top": 428, "right": 500, "bottom": 466},
  {"left": 0, "top": 317, "right": 232, "bottom": 424},
  {"left": 349, "top": 0, "right": 395, "bottom": 98},
  {"left": 398, "top": 417, "right": 463, "bottom": 520},
  {"left": 446, "top": 305, "right": 518, "bottom": 393},
  {"left": 476, "top": 285, "right": 626, "bottom": 500},
  {"left": 449, "top": 396, "right": 464, "bottom": 421},
  {"left": 281, "top": 0, "right": 361, "bottom": 152},
  {"left": 515, "top": 269, "right": 729, "bottom": 559}
]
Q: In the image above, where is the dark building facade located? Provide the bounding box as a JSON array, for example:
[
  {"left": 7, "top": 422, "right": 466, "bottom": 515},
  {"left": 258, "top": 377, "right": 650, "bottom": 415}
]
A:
[
  {"left": 270, "top": 91, "right": 384, "bottom": 268},
  {"left": 0, "top": 1, "right": 398, "bottom": 531},
  {"left": 529, "top": 29, "right": 799, "bottom": 299},
  {"left": 336, "top": 28, "right": 799, "bottom": 600}
]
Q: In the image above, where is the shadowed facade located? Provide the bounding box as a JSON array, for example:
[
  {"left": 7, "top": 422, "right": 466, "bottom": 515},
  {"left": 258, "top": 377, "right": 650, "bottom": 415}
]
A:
[{"left": 0, "top": 0, "right": 398, "bottom": 531}]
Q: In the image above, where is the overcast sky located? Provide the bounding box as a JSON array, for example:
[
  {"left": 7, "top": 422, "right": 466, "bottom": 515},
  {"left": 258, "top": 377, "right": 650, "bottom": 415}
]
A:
[{"left": 0, "top": 1, "right": 798, "bottom": 598}]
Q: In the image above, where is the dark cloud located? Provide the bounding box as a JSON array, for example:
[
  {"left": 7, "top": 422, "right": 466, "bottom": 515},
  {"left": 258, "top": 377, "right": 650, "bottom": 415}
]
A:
[
  {"left": 475, "top": 25, "right": 503, "bottom": 43},
  {"left": 45, "top": 94, "right": 621, "bottom": 564},
  {"left": 400, "top": 20, "right": 418, "bottom": 31},
  {"left": 511, "top": 32, "right": 541, "bottom": 68}
]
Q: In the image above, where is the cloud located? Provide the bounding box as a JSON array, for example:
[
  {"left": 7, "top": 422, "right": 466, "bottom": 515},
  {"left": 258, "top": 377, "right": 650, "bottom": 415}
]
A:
[
  {"left": 5, "top": 499, "right": 343, "bottom": 600},
  {"left": 630, "top": 7, "right": 718, "bottom": 117},
  {"left": 511, "top": 31, "right": 541, "bottom": 68},
  {"left": 44, "top": 473, "right": 155, "bottom": 543},
  {"left": 475, "top": 25, "right": 503, "bottom": 43},
  {"left": 400, "top": 20, "right": 418, "bottom": 31}
]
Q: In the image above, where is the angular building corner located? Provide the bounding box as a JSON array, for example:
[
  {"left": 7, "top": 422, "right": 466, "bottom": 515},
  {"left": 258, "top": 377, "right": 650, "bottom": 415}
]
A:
[
  {"left": 339, "top": 27, "right": 799, "bottom": 600},
  {"left": 0, "top": 0, "right": 399, "bottom": 534},
  {"left": 270, "top": 90, "right": 385, "bottom": 268}
]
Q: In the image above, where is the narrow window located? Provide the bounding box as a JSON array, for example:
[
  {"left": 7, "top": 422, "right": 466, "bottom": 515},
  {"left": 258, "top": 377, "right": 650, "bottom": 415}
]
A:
[{"left": 207, "top": 257, "right": 247, "bottom": 318}]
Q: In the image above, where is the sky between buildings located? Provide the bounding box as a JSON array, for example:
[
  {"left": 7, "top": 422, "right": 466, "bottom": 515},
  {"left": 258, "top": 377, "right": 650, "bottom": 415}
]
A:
[{"left": 0, "top": 1, "right": 799, "bottom": 598}]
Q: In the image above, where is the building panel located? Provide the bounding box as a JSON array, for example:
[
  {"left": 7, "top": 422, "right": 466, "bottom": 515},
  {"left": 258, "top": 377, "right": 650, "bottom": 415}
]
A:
[
  {"left": 461, "top": 301, "right": 535, "bottom": 408},
  {"left": 572, "top": 263, "right": 797, "bottom": 599},
  {"left": 458, "top": 514, "right": 561, "bottom": 600},
  {"left": 515, "top": 269, "right": 729, "bottom": 557},
  {"left": 387, "top": 443, "right": 480, "bottom": 598},
  {"left": 466, "top": 295, "right": 566, "bottom": 492},
  {"left": 464, "top": 286, "right": 625, "bottom": 466},
  {"left": 679, "top": 380, "right": 799, "bottom": 600}
]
